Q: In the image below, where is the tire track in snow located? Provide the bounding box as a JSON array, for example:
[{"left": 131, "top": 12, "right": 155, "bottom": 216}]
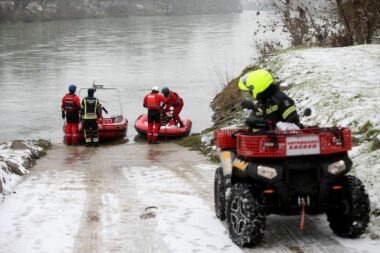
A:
[{"left": 73, "top": 144, "right": 170, "bottom": 253}]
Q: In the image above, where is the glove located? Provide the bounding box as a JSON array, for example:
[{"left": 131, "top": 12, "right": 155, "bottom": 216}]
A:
[{"left": 61, "top": 111, "right": 65, "bottom": 119}]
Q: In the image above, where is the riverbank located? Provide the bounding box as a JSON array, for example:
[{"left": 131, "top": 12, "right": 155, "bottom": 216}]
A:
[
  {"left": 0, "top": 140, "right": 50, "bottom": 196},
  {"left": 180, "top": 44, "right": 380, "bottom": 239},
  {"left": 0, "top": 0, "right": 241, "bottom": 24}
]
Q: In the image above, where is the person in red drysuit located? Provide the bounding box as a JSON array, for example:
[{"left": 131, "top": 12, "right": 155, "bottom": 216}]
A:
[
  {"left": 61, "top": 84, "right": 81, "bottom": 145},
  {"left": 161, "top": 87, "right": 184, "bottom": 128},
  {"left": 143, "top": 86, "right": 168, "bottom": 144}
]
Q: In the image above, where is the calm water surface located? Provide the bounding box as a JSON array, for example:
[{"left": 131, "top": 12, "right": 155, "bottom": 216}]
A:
[{"left": 0, "top": 11, "right": 264, "bottom": 142}]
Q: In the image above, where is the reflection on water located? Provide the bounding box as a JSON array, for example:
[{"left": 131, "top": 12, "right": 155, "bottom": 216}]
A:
[
  {"left": 63, "top": 146, "right": 86, "bottom": 165},
  {"left": 0, "top": 11, "right": 275, "bottom": 143}
]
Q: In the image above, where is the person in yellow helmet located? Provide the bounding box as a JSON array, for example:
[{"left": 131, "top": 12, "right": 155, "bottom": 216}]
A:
[{"left": 238, "top": 69, "right": 301, "bottom": 129}]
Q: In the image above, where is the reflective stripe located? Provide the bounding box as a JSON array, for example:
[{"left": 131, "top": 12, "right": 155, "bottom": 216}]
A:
[
  {"left": 84, "top": 100, "right": 87, "bottom": 116},
  {"left": 255, "top": 107, "right": 263, "bottom": 116},
  {"left": 282, "top": 106, "right": 296, "bottom": 119},
  {"left": 84, "top": 113, "right": 96, "bottom": 119},
  {"left": 266, "top": 105, "right": 278, "bottom": 114},
  {"left": 83, "top": 99, "right": 98, "bottom": 119},
  {"left": 153, "top": 133, "right": 159, "bottom": 136}
]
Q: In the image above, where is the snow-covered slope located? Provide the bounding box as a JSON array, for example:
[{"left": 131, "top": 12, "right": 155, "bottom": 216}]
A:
[
  {"left": 0, "top": 140, "right": 50, "bottom": 196},
  {"left": 201, "top": 44, "right": 380, "bottom": 239},
  {"left": 265, "top": 44, "right": 380, "bottom": 238}
]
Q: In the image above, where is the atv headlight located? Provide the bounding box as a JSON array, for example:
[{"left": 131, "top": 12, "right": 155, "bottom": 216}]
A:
[
  {"left": 328, "top": 160, "right": 346, "bottom": 175},
  {"left": 257, "top": 165, "right": 277, "bottom": 179}
]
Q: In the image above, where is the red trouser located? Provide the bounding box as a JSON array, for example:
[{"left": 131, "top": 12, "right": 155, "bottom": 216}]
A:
[
  {"left": 65, "top": 123, "right": 78, "bottom": 144},
  {"left": 147, "top": 109, "right": 161, "bottom": 141},
  {"left": 147, "top": 122, "right": 160, "bottom": 141},
  {"left": 173, "top": 102, "right": 184, "bottom": 124}
]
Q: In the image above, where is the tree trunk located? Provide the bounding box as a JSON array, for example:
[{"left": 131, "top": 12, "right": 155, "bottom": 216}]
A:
[{"left": 336, "top": 0, "right": 353, "bottom": 45}]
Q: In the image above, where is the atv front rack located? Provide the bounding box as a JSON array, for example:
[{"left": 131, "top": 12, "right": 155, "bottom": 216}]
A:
[{"left": 215, "top": 127, "right": 352, "bottom": 157}]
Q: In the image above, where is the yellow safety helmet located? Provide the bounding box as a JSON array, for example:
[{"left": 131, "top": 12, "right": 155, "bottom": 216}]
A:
[{"left": 238, "top": 69, "right": 274, "bottom": 99}]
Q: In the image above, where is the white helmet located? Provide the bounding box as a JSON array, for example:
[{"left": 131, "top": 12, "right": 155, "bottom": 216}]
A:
[{"left": 152, "top": 86, "right": 159, "bottom": 92}]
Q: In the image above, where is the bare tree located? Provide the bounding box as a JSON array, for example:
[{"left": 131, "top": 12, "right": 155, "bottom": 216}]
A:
[
  {"left": 336, "top": 0, "right": 380, "bottom": 44},
  {"left": 13, "top": 0, "right": 31, "bottom": 11},
  {"left": 272, "top": 0, "right": 380, "bottom": 46}
]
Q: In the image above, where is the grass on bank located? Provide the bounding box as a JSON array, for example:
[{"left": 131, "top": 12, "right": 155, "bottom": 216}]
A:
[{"left": 176, "top": 133, "right": 219, "bottom": 163}]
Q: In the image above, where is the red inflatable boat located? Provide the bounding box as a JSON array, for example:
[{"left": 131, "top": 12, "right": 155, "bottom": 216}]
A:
[
  {"left": 63, "top": 85, "right": 128, "bottom": 141},
  {"left": 134, "top": 113, "right": 192, "bottom": 138}
]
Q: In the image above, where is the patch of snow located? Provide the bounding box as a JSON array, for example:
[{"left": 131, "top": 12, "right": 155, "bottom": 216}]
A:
[
  {"left": 201, "top": 132, "right": 214, "bottom": 145},
  {"left": 0, "top": 161, "right": 21, "bottom": 194},
  {"left": 195, "top": 164, "right": 216, "bottom": 172},
  {"left": 0, "top": 170, "right": 86, "bottom": 253},
  {"left": 0, "top": 141, "right": 46, "bottom": 195}
]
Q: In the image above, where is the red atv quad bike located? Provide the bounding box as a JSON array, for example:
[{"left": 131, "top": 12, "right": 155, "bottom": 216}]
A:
[{"left": 213, "top": 105, "right": 370, "bottom": 248}]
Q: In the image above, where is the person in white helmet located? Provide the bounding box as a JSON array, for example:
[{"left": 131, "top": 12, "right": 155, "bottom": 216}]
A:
[{"left": 143, "top": 86, "right": 168, "bottom": 144}]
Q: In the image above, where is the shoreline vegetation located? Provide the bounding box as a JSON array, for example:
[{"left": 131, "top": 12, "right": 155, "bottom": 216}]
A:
[{"left": 0, "top": 0, "right": 241, "bottom": 24}]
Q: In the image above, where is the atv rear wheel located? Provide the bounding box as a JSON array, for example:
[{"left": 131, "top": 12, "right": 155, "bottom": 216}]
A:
[
  {"left": 326, "top": 175, "right": 370, "bottom": 238},
  {"left": 227, "top": 183, "right": 266, "bottom": 247},
  {"left": 214, "top": 167, "right": 226, "bottom": 220}
]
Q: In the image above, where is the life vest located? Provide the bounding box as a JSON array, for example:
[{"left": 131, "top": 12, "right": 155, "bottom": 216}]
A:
[
  {"left": 146, "top": 94, "right": 162, "bottom": 110},
  {"left": 63, "top": 94, "right": 80, "bottom": 113},
  {"left": 82, "top": 97, "right": 99, "bottom": 120}
]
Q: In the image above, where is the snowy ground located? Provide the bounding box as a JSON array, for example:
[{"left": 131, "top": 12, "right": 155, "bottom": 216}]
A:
[
  {"left": 266, "top": 44, "right": 380, "bottom": 239},
  {"left": 0, "top": 143, "right": 241, "bottom": 253},
  {"left": 1, "top": 142, "right": 379, "bottom": 252}
]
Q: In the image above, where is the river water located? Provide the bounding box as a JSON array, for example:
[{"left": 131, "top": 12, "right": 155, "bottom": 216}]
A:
[{"left": 0, "top": 11, "right": 283, "bottom": 143}]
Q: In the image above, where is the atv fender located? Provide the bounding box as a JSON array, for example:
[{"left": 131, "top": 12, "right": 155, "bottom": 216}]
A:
[{"left": 217, "top": 149, "right": 236, "bottom": 188}]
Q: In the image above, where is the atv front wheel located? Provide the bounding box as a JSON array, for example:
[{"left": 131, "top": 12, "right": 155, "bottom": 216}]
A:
[
  {"left": 326, "top": 175, "right": 370, "bottom": 238},
  {"left": 214, "top": 167, "right": 226, "bottom": 220},
  {"left": 227, "top": 183, "right": 266, "bottom": 247}
]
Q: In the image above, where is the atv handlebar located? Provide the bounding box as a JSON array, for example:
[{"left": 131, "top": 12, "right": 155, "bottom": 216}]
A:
[{"left": 241, "top": 100, "right": 257, "bottom": 111}]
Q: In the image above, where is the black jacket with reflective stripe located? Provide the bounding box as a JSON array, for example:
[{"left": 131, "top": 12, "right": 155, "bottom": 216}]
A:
[
  {"left": 254, "top": 85, "right": 301, "bottom": 127},
  {"left": 81, "top": 96, "right": 100, "bottom": 120}
]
